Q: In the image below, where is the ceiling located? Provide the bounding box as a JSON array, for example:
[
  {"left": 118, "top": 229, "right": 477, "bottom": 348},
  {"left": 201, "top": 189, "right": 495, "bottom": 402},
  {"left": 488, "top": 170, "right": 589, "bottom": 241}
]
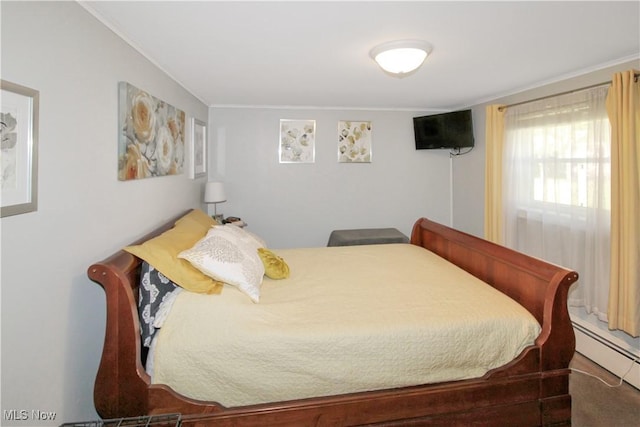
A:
[{"left": 80, "top": 1, "right": 640, "bottom": 111}]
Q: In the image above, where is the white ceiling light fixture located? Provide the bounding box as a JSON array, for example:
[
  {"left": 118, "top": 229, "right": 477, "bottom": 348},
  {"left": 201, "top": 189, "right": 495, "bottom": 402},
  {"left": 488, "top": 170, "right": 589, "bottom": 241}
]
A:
[{"left": 369, "top": 40, "right": 433, "bottom": 77}]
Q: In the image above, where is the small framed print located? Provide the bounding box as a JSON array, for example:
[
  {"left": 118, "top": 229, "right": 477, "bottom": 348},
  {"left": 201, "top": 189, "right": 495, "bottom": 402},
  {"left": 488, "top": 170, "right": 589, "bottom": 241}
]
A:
[
  {"left": 190, "top": 118, "right": 207, "bottom": 179},
  {"left": 1, "top": 80, "right": 39, "bottom": 217},
  {"left": 338, "top": 120, "right": 372, "bottom": 163},
  {"left": 279, "top": 119, "right": 315, "bottom": 163}
]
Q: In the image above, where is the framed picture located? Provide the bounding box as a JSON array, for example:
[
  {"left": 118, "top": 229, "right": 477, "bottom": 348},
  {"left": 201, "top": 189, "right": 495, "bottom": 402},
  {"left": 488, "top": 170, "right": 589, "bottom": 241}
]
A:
[
  {"left": 338, "top": 120, "right": 372, "bottom": 163},
  {"left": 189, "top": 118, "right": 207, "bottom": 179},
  {"left": 279, "top": 119, "right": 315, "bottom": 163},
  {"left": 118, "top": 82, "right": 186, "bottom": 180},
  {"left": 1, "top": 80, "right": 39, "bottom": 217}
]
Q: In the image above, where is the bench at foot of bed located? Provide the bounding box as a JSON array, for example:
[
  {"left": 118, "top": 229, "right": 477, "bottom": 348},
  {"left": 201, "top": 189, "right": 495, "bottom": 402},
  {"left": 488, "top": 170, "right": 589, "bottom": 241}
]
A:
[{"left": 327, "top": 228, "right": 409, "bottom": 246}]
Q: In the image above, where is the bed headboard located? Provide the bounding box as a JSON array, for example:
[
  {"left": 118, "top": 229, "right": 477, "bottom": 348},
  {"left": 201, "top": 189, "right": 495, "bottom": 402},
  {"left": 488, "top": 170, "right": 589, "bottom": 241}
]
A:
[{"left": 88, "top": 210, "right": 192, "bottom": 415}]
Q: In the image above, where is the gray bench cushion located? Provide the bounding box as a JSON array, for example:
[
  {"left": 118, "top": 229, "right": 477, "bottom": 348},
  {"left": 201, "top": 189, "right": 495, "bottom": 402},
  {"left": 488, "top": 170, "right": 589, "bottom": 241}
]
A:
[{"left": 327, "top": 228, "right": 409, "bottom": 247}]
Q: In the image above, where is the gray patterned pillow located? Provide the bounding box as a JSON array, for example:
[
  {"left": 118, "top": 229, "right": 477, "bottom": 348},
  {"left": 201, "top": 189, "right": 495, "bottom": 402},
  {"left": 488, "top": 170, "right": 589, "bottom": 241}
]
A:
[{"left": 139, "top": 261, "right": 180, "bottom": 347}]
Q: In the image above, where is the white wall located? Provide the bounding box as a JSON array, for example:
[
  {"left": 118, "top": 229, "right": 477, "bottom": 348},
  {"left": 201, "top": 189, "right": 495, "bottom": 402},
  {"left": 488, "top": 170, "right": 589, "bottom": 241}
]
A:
[
  {"left": 1, "top": 2, "right": 208, "bottom": 424},
  {"left": 209, "top": 107, "right": 452, "bottom": 249}
]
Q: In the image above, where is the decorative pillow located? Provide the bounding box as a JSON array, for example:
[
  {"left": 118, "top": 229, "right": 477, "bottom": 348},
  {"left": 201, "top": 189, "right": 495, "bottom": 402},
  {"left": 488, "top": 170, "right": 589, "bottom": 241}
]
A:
[
  {"left": 125, "top": 213, "right": 224, "bottom": 294},
  {"left": 139, "top": 261, "right": 182, "bottom": 347},
  {"left": 258, "top": 248, "right": 290, "bottom": 279},
  {"left": 219, "top": 224, "right": 267, "bottom": 249},
  {"left": 178, "top": 226, "right": 265, "bottom": 302}
]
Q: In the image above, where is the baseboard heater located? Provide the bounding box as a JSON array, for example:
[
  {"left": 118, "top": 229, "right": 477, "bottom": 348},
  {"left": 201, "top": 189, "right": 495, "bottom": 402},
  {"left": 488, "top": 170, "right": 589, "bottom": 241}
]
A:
[{"left": 572, "top": 321, "right": 640, "bottom": 390}]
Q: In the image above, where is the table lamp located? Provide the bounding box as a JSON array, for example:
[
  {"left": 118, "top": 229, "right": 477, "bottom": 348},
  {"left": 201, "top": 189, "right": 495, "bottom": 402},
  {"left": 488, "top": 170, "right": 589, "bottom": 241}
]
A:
[{"left": 204, "top": 181, "right": 226, "bottom": 222}]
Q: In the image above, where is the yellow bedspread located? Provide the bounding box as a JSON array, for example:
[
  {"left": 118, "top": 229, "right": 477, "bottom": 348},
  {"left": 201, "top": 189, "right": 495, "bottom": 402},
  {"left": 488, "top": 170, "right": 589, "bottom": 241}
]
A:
[{"left": 152, "top": 243, "right": 541, "bottom": 407}]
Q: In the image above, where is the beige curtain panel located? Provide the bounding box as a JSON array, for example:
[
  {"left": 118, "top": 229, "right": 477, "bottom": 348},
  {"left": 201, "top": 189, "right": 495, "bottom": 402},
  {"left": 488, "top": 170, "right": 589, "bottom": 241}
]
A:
[
  {"left": 606, "top": 70, "right": 640, "bottom": 337},
  {"left": 483, "top": 105, "right": 505, "bottom": 244}
]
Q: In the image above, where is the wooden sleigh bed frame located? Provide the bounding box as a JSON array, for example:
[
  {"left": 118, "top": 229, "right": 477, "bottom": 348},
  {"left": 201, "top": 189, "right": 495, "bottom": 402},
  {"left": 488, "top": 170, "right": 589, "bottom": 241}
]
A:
[{"left": 88, "top": 210, "right": 578, "bottom": 426}]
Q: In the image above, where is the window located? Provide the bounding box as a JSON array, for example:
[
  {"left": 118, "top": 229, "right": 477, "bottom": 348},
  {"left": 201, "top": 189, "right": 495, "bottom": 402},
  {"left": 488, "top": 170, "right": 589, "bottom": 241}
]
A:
[
  {"left": 503, "top": 85, "right": 611, "bottom": 321},
  {"left": 530, "top": 121, "right": 610, "bottom": 210}
]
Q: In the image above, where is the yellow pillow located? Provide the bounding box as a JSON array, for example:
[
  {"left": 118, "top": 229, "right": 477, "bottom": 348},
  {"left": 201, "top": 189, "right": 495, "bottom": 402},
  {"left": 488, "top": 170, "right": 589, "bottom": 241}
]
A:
[
  {"left": 258, "top": 248, "right": 290, "bottom": 280},
  {"left": 175, "top": 208, "right": 218, "bottom": 230},
  {"left": 125, "top": 212, "right": 223, "bottom": 294}
]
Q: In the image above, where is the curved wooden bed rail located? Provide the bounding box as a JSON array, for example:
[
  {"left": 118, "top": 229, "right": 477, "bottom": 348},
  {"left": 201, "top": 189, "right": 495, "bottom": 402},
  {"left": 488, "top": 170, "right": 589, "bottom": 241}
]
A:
[
  {"left": 88, "top": 212, "right": 578, "bottom": 426},
  {"left": 88, "top": 210, "right": 224, "bottom": 417},
  {"left": 410, "top": 217, "right": 578, "bottom": 371}
]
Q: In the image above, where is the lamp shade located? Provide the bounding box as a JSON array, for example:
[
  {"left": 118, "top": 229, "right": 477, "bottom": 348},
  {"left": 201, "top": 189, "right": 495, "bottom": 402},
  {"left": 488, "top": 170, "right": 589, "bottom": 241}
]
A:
[
  {"left": 204, "top": 181, "right": 226, "bottom": 204},
  {"left": 370, "top": 40, "right": 432, "bottom": 76}
]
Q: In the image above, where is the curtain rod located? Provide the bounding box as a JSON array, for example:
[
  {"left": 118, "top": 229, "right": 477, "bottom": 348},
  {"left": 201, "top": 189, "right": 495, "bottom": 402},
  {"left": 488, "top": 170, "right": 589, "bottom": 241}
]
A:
[{"left": 498, "top": 71, "right": 639, "bottom": 111}]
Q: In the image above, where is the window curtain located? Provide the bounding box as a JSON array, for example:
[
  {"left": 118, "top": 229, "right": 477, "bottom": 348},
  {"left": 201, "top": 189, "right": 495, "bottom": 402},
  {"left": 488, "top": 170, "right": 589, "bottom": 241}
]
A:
[
  {"left": 605, "top": 70, "right": 640, "bottom": 337},
  {"left": 484, "top": 105, "right": 506, "bottom": 244},
  {"left": 502, "top": 86, "right": 612, "bottom": 322}
]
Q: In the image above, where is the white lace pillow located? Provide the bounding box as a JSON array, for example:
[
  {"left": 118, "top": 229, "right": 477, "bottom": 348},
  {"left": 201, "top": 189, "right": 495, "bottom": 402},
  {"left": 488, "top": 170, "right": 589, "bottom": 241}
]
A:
[{"left": 178, "top": 226, "right": 265, "bottom": 302}]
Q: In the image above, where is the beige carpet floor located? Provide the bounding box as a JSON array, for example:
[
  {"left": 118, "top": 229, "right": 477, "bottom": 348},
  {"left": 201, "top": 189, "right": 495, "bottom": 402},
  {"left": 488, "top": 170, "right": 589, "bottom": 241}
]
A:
[{"left": 570, "top": 352, "right": 640, "bottom": 426}]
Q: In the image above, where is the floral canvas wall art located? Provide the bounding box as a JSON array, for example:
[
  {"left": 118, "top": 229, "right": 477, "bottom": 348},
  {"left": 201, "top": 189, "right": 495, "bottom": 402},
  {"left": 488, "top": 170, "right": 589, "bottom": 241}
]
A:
[
  {"left": 118, "top": 82, "right": 186, "bottom": 180},
  {"left": 279, "top": 119, "right": 315, "bottom": 163},
  {"left": 338, "top": 120, "right": 372, "bottom": 163}
]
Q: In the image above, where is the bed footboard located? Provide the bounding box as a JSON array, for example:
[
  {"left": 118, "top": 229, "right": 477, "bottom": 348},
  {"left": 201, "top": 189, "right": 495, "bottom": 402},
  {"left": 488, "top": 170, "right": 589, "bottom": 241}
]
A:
[
  {"left": 88, "top": 212, "right": 577, "bottom": 426},
  {"left": 410, "top": 217, "right": 578, "bottom": 371}
]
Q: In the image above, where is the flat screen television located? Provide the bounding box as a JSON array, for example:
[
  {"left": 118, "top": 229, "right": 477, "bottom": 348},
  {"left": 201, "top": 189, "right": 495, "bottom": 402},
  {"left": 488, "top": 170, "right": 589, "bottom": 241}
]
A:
[{"left": 413, "top": 109, "right": 474, "bottom": 150}]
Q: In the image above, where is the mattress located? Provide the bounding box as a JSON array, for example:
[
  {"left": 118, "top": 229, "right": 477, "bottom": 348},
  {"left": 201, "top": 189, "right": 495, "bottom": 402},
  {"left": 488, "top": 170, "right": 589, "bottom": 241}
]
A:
[{"left": 151, "top": 243, "right": 541, "bottom": 407}]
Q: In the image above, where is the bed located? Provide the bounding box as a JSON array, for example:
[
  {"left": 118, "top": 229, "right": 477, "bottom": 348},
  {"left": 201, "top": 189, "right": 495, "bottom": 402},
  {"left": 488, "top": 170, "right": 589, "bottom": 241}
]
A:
[{"left": 88, "top": 209, "right": 578, "bottom": 426}]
